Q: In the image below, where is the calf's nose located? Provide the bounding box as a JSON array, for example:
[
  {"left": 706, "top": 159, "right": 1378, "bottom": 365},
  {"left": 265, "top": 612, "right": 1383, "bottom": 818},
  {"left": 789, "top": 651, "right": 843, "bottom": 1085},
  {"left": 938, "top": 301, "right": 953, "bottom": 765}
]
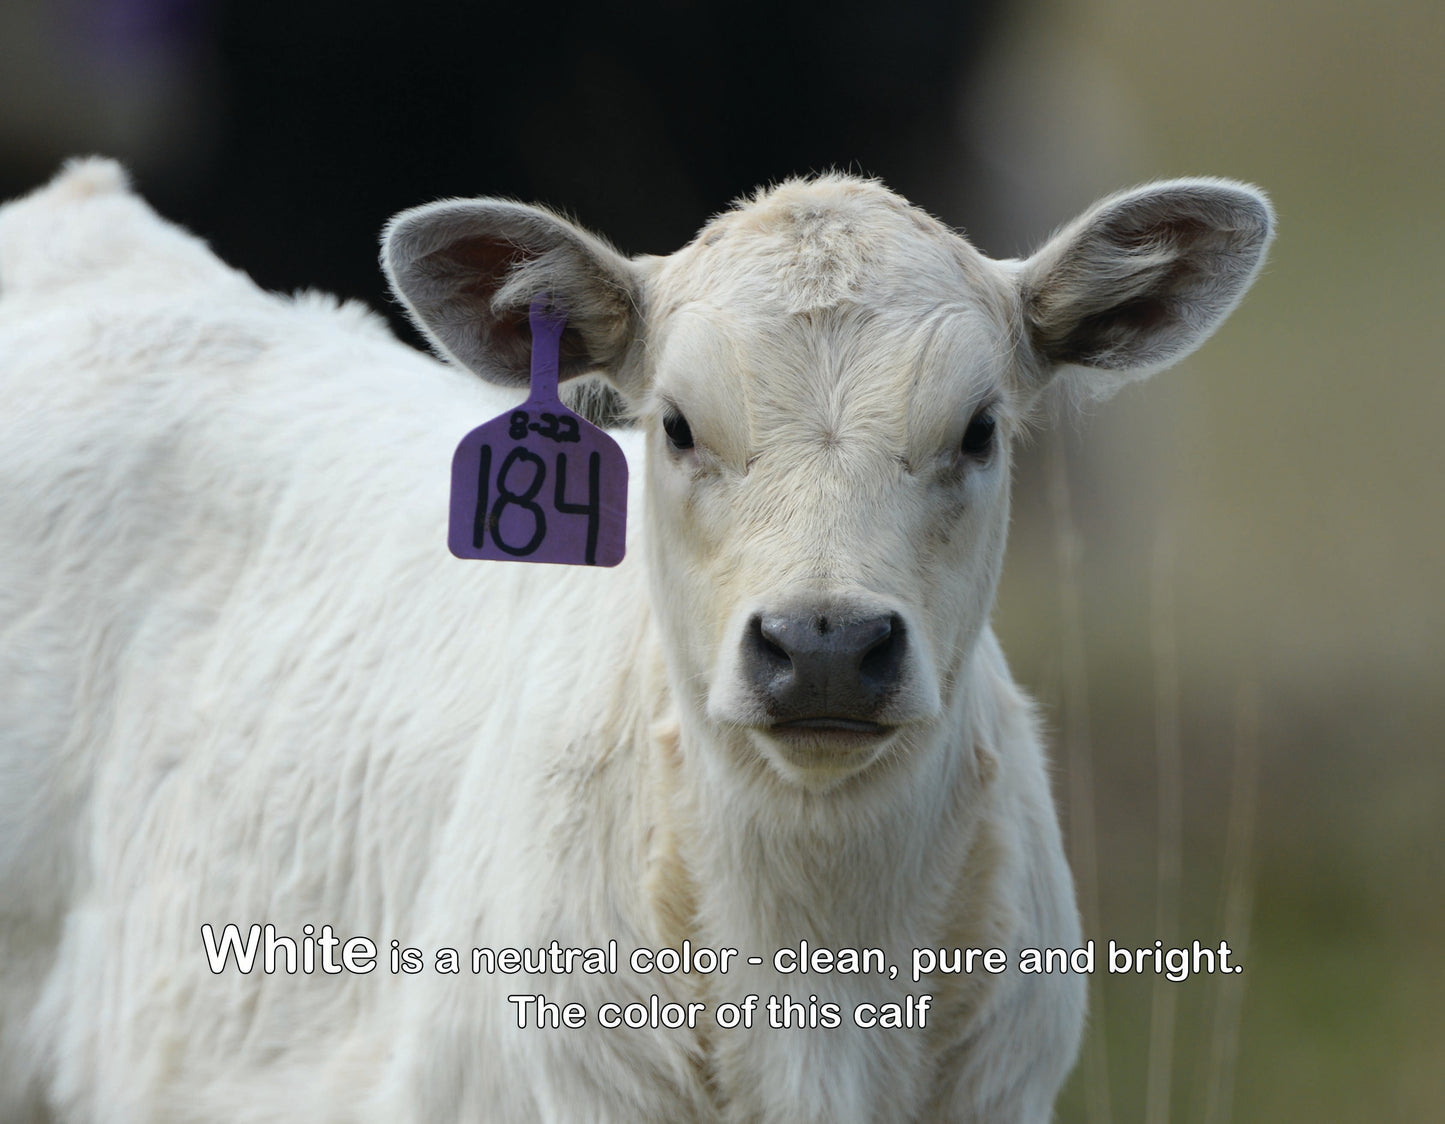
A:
[{"left": 743, "top": 609, "right": 905, "bottom": 724}]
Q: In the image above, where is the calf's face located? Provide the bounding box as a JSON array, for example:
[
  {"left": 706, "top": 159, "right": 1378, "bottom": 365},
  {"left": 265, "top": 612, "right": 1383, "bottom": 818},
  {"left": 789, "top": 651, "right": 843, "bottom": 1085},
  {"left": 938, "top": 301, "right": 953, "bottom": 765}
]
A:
[
  {"left": 637, "top": 198, "right": 1021, "bottom": 783},
  {"left": 384, "top": 175, "right": 1273, "bottom": 787}
]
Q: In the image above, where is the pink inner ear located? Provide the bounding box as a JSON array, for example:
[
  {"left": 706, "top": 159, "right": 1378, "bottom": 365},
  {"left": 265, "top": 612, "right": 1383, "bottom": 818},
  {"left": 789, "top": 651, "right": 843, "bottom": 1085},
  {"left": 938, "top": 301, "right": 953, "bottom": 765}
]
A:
[{"left": 422, "top": 233, "right": 596, "bottom": 383}]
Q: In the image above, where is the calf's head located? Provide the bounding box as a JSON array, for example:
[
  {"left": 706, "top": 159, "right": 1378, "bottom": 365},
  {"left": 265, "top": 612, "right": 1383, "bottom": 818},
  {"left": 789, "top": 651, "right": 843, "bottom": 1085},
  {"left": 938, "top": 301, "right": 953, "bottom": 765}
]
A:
[{"left": 385, "top": 176, "right": 1272, "bottom": 787}]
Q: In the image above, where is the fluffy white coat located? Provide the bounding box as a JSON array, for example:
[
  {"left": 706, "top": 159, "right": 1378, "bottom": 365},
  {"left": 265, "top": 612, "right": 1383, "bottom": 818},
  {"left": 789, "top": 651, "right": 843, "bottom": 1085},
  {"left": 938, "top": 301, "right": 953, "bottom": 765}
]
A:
[{"left": 0, "top": 159, "right": 1272, "bottom": 1123}]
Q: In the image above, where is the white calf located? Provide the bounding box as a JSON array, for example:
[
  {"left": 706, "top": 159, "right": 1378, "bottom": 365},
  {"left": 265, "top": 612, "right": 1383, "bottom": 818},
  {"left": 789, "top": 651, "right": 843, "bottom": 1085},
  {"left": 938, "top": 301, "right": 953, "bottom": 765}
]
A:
[{"left": 0, "top": 158, "right": 1271, "bottom": 1123}]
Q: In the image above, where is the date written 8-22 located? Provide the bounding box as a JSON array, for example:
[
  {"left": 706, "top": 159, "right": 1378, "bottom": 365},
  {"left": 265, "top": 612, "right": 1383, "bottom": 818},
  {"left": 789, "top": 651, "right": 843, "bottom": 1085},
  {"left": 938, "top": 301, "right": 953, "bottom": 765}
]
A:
[{"left": 511, "top": 410, "right": 581, "bottom": 443}]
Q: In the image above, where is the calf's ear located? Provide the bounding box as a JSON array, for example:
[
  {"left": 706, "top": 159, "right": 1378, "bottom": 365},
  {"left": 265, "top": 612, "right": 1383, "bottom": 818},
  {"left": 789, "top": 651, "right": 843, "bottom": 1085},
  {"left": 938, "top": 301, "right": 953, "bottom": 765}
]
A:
[
  {"left": 382, "top": 199, "right": 643, "bottom": 390},
  {"left": 1018, "top": 178, "right": 1274, "bottom": 395}
]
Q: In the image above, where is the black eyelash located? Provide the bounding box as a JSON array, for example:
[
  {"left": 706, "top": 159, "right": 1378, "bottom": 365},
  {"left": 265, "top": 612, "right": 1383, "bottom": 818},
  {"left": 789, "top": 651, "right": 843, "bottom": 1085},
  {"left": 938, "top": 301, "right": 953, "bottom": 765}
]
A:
[
  {"left": 663, "top": 409, "right": 694, "bottom": 451},
  {"left": 961, "top": 409, "right": 996, "bottom": 459}
]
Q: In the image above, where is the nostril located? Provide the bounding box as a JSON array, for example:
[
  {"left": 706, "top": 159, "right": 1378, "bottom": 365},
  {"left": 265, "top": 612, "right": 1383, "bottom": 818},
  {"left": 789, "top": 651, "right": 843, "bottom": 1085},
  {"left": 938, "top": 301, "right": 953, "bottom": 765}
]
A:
[
  {"left": 859, "top": 614, "right": 905, "bottom": 686},
  {"left": 751, "top": 615, "right": 792, "bottom": 667}
]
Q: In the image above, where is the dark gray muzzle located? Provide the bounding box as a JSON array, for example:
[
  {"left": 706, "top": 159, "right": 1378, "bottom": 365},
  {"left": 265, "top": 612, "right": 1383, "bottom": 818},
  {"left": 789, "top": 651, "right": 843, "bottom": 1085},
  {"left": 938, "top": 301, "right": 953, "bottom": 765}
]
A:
[{"left": 742, "top": 607, "right": 906, "bottom": 726}]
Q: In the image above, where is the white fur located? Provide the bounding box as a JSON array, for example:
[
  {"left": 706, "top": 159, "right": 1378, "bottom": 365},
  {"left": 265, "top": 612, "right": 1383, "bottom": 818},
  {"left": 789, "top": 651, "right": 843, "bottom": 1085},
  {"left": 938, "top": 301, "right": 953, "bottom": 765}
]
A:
[{"left": 0, "top": 160, "right": 1272, "bottom": 1123}]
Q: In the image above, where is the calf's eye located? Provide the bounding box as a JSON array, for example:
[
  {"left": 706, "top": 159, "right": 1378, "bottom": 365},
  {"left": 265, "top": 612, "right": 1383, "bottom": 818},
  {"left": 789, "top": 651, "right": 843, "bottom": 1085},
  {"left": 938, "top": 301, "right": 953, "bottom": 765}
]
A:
[
  {"left": 961, "top": 410, "right": 996, "bottom": 459},
  {"left": 663, "top": 409, "right": 695, "bottom": 451}
]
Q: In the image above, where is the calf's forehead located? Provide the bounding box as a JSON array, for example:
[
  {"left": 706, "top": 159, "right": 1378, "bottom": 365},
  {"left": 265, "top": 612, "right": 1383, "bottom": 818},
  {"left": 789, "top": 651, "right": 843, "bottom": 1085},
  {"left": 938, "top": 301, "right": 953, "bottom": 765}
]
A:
[
  {"left": 644, "top": 178, "right": 1020, "bottom": 415},
  {"left": 652, "top": 177, "right": 1010, "bottom": 316}
]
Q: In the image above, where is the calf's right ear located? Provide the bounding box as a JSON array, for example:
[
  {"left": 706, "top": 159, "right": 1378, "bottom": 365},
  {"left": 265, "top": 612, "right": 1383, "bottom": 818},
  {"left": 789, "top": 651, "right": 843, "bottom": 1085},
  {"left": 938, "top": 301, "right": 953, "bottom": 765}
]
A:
[{"left": 382, "top": 199, "right": 644, "bottom": 390}]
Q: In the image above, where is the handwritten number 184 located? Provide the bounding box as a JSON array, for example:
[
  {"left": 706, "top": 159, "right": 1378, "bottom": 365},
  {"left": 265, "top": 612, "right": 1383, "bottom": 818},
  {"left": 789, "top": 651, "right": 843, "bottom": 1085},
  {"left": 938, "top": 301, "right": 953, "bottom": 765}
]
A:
[{"left": 474, "top": 444, "right": 602, "bottom": 565}]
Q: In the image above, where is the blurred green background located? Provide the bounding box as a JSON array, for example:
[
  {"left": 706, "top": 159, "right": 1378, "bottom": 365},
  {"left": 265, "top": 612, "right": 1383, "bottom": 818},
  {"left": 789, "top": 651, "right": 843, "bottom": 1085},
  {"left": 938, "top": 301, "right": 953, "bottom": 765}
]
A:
[
  {"left": 991, "top": 2, "right": 1445, "bottom": 1120},
  {"left": 2, "top": 0, "right": 1440, "bottom": 1119}
]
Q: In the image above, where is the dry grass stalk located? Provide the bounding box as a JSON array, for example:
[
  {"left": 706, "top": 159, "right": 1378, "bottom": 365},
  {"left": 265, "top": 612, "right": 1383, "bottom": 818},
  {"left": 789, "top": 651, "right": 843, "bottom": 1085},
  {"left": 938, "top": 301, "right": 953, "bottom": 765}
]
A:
[
  {"left": 1145, "top": 530, "right": 1183, "bottom": 1124},
  {"left": 1048, "top": 436, "right": 1114, "bottom": 1124},
  {"left": 1201, "top": 684, "right": 1260, "bottom": 1124}
]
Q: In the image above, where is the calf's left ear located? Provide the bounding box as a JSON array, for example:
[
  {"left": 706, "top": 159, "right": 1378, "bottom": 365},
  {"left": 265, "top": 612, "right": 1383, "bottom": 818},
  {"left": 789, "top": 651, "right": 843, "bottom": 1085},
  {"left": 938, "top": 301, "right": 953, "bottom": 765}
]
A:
[
  {"left": 382, "top": 199, "right": 643, "bottom": 390},
  {"left": 1019, "top": 178, "right": 1274, "bottom": 393}
]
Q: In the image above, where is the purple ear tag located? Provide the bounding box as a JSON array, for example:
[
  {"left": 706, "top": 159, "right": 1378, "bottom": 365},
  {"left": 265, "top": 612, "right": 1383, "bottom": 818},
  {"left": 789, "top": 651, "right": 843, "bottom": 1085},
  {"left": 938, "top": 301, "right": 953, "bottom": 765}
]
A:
[{"left": 448, "top": 298, "right": 627, "bottom": 566}]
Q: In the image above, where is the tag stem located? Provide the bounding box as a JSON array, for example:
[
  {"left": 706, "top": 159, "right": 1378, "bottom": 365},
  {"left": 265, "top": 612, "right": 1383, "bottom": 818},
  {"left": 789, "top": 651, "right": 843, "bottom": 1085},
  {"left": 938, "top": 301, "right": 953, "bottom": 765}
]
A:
[{"left": 528, "top": 296, "right": 567, "bottom": 407}]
